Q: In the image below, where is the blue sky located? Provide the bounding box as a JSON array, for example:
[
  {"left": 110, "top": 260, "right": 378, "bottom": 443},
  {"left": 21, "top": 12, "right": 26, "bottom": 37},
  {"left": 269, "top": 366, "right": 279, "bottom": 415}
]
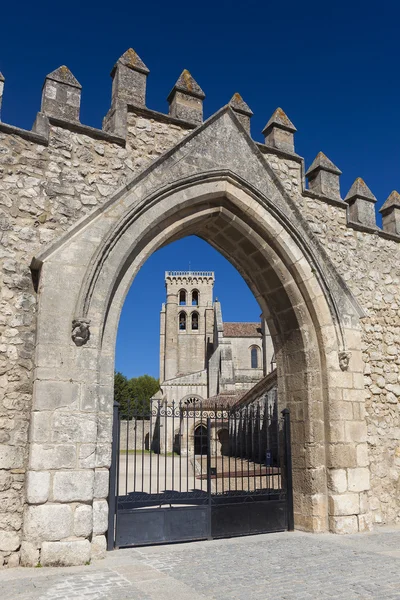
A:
[{"left": 1, "top": 1, "right": 399, "bottom": 377}]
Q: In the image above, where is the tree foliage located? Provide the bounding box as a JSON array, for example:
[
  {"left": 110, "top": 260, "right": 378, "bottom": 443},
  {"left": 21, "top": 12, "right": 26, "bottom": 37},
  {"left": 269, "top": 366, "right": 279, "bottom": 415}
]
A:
[{"left": 114, "top": 372, "right": 159, "bottom": 419}]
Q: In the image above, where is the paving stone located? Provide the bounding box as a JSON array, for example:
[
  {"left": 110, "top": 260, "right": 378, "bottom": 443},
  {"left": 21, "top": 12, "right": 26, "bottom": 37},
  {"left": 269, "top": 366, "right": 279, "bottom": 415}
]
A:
[{"left": 0, "top": 529, "right": 400, "bottom": 599}]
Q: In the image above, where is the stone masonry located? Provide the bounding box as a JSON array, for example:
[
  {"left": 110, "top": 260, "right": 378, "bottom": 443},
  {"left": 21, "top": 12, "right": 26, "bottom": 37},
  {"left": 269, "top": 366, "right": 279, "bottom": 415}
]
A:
[{"left": 0, "top": 47, "right": 398, "bottom": 566}]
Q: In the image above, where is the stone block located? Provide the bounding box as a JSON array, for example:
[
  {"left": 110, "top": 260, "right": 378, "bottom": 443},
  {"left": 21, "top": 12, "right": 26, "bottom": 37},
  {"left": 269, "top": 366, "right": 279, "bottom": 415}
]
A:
[
  {"left": 30, "top": 411, "right": 51, "bottom": 442},
  {"left": 95, "top": 444, "right": 112, "bottom": 468},
  {"left": 329, "top": 515, "right": 359, "bottom": 534},
  {"left": 93, "top": 499, "right": 108, "bottom": 535},
  {"left": 91, "top": 535, "right": 107, "bottom": 560},
  {"left": 97, "top": 414, "right": 113, "bottom": 443},
  {"left": 327, "top": 469, "right": 347, "bottom": 494},
  {"left": 7, "top": 552, "right": 20, "bottom": 567},
  {"left": 358, "top": 513, "right": 373, "bottom": 532},
  {"left": 0, "top": 445, "right": 24, "bottom": 469},
  {"left": 33, "top": 380, "right": 79, "bottom": 411},
  {"left": 20, "top": 541, "right": 40, "bottom": 567},
  {"left": 26, "top": 471, "right": 50, "bottom": 504},
  {"left": 24, "top": 504, "right": 73, "bottom": 542},
  {"left": 344, "top": 421, "right": 368, "bottom": 443},
  {"left": 74, "top": 504, "right": 93, "bottom": 537},
  {"left": 30, "top": 444, "right": 76, "bottom": 470},
  {"left": 41, "top": 540, "right": 91, "bottom": 567},
  {"left": 94, "top": 469, "right": 109, "bottom": 498},
  {"left": 347, "top": 467, "right": 370, "bottom": 492},
  {"left": 78, "top": 444, "right": 96, "bottom": 468},
  {"left": 329, "top": 493, "right": 359, "bottom": 516},
  {"left": 51, "top": 413, "right": 97, "bottom": 443},
  {"left": 0, "top": 530, "right": 20, "bottom": 552},
  {"left": 327, "top": 444, "right": 357, "bottom": 469},
  {"left": 53, "top": 470, "right": 94, "bottom": 502}
]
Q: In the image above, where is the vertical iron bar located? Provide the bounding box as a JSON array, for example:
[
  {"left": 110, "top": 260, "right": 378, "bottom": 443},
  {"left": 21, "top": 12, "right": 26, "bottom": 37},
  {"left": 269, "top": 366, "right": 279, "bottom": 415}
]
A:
[
  {"left": 125, "top": 396, "right": 130, "bottom": 495},
  {"left": 186, "top": 403, "right": 189, "bottom": 494},
  {"left": 193, "top": 403, "right": 196, "bottom": 494},
  {"left": 282, "top": 408, "right": 294, "bottom": 531},
  {"left": 107, "top": 400, "right": 120, "bottom": 551},
  {"left": 207, "top": 416, "right": 212, "bottom": 539},
  {"left": 266, "top": 400, "right": 270, "bottom": 493},
  {"left": 156, "top": 399, "right": 160, "bottom": 498},
  {"left": 200, "top": 401, "right": 203, "bottom": 493},
  {"left": 132, "top": 397, "right": 137, "bottom": 494},
  {"left": 258, "top": 401, "right": 262, "bottom": 491},
  {"left": 179, "top": 402, "right": 182, "bottom": 493},
  {"left": 228, "top": 409, "right": 231, "bottom": 493},
  {"left": 141, "top": 400, "right": 145, "bottom": 494},
  {"left": 221, "top": 405, "right": 224, "bottom": 495},
  {"left": 246, "top": 405, "right": 250, "bottom": 493},
  {"left": 149, "top": 401, "right": 153, "bottom": 496},
  {"left": 172, "top": 401, "right": 175, "bottom": 492},
  {"left": 164, "top": 403, "right": 168, "bottom": 495}
]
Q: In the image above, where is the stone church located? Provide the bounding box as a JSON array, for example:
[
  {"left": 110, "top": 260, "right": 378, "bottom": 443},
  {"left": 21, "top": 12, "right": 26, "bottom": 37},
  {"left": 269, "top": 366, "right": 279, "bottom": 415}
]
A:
[
  {"left": 157, "top": 270, "right": 275, "bottom": 407},
  {"left": 0, "top": 46, "right": 400, "bottom": 566}
]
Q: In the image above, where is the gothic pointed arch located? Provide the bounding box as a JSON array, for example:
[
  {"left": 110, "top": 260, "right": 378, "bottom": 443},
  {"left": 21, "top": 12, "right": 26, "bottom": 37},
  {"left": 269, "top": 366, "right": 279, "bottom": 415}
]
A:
[{"left": 29, "top": 105, "right": 367, "bottom": 546}]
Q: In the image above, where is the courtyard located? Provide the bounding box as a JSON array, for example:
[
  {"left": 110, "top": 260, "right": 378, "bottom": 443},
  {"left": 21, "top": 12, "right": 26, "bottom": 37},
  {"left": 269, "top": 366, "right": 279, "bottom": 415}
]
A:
[{"left": 4, "top": 527, "right": 400, "bottom": 600}]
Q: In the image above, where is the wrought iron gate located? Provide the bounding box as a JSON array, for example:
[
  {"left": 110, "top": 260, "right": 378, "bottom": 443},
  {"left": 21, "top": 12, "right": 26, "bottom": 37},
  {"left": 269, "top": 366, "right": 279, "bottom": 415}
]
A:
[{"left": 107, "top": 398, "right": 293, "bottom": 549}]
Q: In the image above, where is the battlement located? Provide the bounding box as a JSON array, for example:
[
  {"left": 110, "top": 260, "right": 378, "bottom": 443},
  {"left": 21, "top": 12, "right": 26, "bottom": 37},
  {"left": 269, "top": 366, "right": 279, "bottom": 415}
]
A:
[
  {"left": 1, "top": 48, "right": 400, "bottom": 241},
  {"left": 165, "top": 271, "right": 214, "bottom": 278}
]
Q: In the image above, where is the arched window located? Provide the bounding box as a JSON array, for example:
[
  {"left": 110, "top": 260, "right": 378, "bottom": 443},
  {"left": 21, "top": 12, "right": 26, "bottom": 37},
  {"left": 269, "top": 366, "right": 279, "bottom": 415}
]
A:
[
  {"left": 191, "top": 290, "right": 199, "bottom": 306},
  {"left": 179, "top": 312, "right": 186, "bottom": 331},
  {"left": 179, "top": 290, "right": 186, "bottom": 305},
  {"left": 251, "top": 346, "right": 259, "bottom": 369},
  {"left": 191, "top": 312, "right": 199, "bottom": 330}
]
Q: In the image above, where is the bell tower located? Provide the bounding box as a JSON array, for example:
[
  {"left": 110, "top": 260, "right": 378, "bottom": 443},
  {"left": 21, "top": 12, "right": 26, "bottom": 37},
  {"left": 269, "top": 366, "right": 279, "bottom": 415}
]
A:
[{"left": 160, "top": 271, "right": 215, "bottom": 382}]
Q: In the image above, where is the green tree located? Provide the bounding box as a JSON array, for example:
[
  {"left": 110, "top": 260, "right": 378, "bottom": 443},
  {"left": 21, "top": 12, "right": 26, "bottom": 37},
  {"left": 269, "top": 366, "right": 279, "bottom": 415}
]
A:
[
  {"left": 114, "top": 371, "right": 130, "bottom": 409},
  {"left": 114, "top": 372, "right": 159, "bottom": 419},
  {"left": 128, "top": 375, "right": 159, "bottom": 418}
]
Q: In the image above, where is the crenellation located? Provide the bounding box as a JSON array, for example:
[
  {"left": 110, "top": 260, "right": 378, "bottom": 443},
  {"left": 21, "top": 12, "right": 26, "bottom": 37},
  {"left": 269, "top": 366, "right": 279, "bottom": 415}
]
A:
[
  {"left": 345, "top": 177, "right": 377, "bottom": 229},
  {"left": 380, "top": 190, "right": 400, "bottom": 236},
  {"left": 167, "top": 70, "right": 205, "bottom": 125},
  {"left": 41, "top": 66, "right": 82, "bottom": 122},
  {"left": 306, "top": 151, "right": 342, "bottom": 201},
  {"left": 229, "top": 93, "right": 253, "bottom": 134},
  {"left": 262, "top": 107, "right": 296, "bottom": 153}
]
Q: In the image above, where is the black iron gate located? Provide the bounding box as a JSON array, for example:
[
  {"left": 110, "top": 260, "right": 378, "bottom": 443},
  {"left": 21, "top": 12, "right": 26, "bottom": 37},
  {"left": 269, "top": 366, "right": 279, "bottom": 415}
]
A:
[{"left": 107, "top": 398, "right": 293, "bottom": 549}]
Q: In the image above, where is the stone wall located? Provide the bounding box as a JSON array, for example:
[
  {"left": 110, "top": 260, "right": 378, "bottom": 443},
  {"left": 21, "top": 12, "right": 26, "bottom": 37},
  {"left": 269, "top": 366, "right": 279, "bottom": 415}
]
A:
[
  {"left": 0, "top": 47, "right": 399, "bottom": 566},
  {"left": 260, "top": 148, "right": 400, "bottom": 528},
  {"left": 119, "top": 420, "right": 150, "bottom": 451}
]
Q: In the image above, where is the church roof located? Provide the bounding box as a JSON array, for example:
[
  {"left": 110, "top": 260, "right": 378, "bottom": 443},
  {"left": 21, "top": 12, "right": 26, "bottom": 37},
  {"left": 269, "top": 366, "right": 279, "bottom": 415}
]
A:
[{"left": 223, "top": 322, "right": 262, "bottom": 337}]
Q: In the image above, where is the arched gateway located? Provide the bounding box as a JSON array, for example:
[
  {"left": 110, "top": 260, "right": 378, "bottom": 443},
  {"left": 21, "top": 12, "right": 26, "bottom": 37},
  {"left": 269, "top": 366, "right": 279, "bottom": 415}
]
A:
[
  {"left": 23, "top": 106, "right": 368, "bottom": 565},
  {"left": 2, "top": 45, "right": 400, "bottom": 569}
]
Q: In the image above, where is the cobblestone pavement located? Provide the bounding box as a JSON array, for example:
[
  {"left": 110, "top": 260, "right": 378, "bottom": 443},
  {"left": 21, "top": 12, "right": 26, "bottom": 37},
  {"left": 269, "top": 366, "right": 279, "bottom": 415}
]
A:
[{"left": 3, "top": 527, "right": 400, "bottom": 600}]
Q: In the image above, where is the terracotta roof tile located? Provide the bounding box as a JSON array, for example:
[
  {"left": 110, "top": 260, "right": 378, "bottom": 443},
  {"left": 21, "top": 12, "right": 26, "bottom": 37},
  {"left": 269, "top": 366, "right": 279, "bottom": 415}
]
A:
[{"left": 223, "top": 322, "right": 262, "bottom": 337}]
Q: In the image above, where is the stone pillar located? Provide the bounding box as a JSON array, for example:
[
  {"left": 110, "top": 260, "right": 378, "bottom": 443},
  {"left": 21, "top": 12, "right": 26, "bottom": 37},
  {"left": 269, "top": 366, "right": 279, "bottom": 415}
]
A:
[
  {"left": 0, "top": 72, "right": 4, "bottom": 121},
  {"left": 229, "top": 93, "right": 253, "bottom": 135},
  {"left": 262, "top": 107, "right": 296, "bottom": 153},
  {"left": 306, "top": 152, "right": 342, "bottom": 200},
  {"left": 41, "top": 66, "right": 82, "bottom": 122},
  {"left": 111, "top": 48, "right": 149, "bottom": 108},
  {"left": 167, "top": 69, "right": 205, "bottom": 125},
  {"left": 379, "top": 190, "right": 400, "bottom": 235},
  {"left": 345, "top": 178, "right": 377, "bottom": 227},
  {"left": 164, "top": 292, "right": 178, "bottom": 381}
]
